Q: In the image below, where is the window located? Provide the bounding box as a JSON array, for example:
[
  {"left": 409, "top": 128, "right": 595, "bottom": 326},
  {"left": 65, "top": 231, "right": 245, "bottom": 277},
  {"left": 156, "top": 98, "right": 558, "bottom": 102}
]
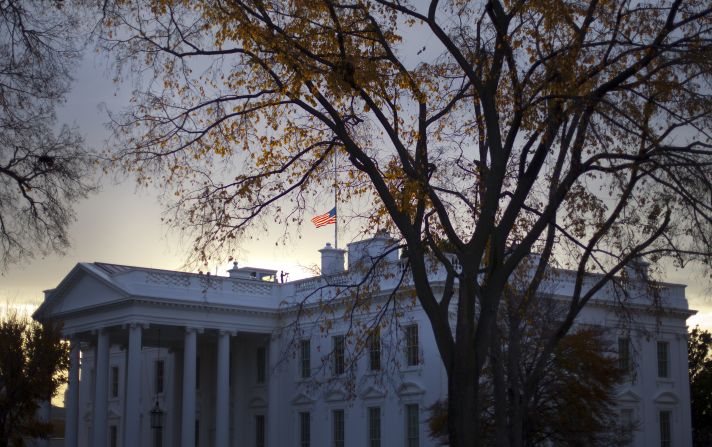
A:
[
  {"left": 196, "top": 356, "right": 201, "bottom": 390},
  {"left": 255, "top": 415, "right": 265, "bottom": 447},
  {"left": 195, "top": 419, "right": 200, "bottom": 447},
  {"left": 153, "top": 426, "right": 163, "bottom": 447},
  {"left": 368, "top": 406, "right": 381, "bottom": 447},
  {"left": 332, "top": 409, "right": 345, "bottom": 447},
  {"left": 659, "top": 410, "right": 671, "bottom": 447},
  {"left": 657, "top": 341, "right": 669, "bottom": 378},
  {"left": 618, "top": 337, "right": 631, "bottom": 373},
  {"left": 110, "top": 425, "right": 118, "bottom": 447},
  {"left": 300, "top": 340, "right": 311, "bottom": 379},
  {"left": 257, "top": 347, "right": 266, "bottom": 384},
  {"left": 620, "top": 408, "right": 634, "bottom": 445},
  {"left": 405, "top": 404, "right": 419, "bottom": 447},
  {"left": 333, "top": 335, "right": 345, "bottom": 376},
  {"left": 299, "top": 412, "right": 310, "bottom": 447},
  {"left": 621, "top": 408, "right": 634, "bottom": 428},
  {"left": 155, "top": 360, "right": 165, "bottom": 394},
  {"left": 405, "top": 325, "right": 419, "bottom": 366},
  {"left": 111, "top": 366, "right": 119, "bottom": 398},
  {"left": 369, "top": 332, "right": 381, "bottom": 372}
]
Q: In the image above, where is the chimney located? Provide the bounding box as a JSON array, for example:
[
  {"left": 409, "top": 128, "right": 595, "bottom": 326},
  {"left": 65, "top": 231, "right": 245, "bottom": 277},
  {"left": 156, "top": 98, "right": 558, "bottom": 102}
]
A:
[
  {"left": 347, "top": 230, "right": 398, "bottom": 271},
  {"left": 227, "top": 261, "right": 240, "bottom": 278},
  {"left": 319, "top": 243, "right": 346, "bottom": 275},
  {"left": 624, "top": 257, "right": 650, "bottom": 280}
]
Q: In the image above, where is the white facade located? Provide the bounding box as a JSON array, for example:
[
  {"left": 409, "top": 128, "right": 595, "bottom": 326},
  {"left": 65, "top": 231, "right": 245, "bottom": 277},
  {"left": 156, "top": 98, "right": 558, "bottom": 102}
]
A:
[{"left": 34, "top": 234, "right": 695, "bottom": 447}]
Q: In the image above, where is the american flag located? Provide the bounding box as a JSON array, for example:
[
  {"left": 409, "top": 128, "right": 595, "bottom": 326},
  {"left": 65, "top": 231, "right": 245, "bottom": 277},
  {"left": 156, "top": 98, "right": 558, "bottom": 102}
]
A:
[{"left": 311, "top": 207, "right": 337, "bottom": 228}]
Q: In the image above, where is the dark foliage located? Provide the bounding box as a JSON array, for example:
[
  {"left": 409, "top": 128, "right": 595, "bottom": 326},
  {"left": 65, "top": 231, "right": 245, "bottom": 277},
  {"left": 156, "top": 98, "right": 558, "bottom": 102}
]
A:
[
  {"left": 689, "top": 326, "right": 712, "bottom": 447},
  {"left": 0, "top": 0, "right": 96, "bottom": 270},
  {"left": 0, "top": 315, "right": 68, "bottom": 447},
  {"left": 428, "top": 326, "right": 627, "bottom": 446}
]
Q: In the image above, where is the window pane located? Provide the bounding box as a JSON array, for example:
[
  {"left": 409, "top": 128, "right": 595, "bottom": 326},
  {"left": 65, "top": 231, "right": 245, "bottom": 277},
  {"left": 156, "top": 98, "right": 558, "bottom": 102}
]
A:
[
  {"left": 256, "top": 415, "right": 265, "bottom": 447},
  {"left": 196, "top": 356, "right": 201, "bottom": 390},
  {"left": 406, "top": 404, "right": 419, "bottom": 447},
  {"left": 257, "top": 347, "right": 266, "bottom": 384},
  {"left": 406, "top": 325, "right": 419, "bottom": 366},
  {"left": 621, "top": 408, "right": 633, "bottom": 428},
  {"left": 369, "top": 333, "right": 381, "bottom": 372},
  {"left": 620, "top": 408, "right": 634, "bottom": 446},
  {"left": 300, "top": 340, "right": 311, "bottom": 378},
  {"left": 154, "top": 427, "right": 163, "bottom": 447},
  {"left": 155, "top": 360, "right": 165, "bottom": 394},
  {"left": 657, "top": 341, "right": 669, "bottom": 378},
  {"left": 618, "top": 337, "right": 630, "bottom": 372},
  {"left": 659, "top": 410, "right": 671, "bottom": 447},
  {"left": 111, "top": 366, "right": 119, "bottom": 398},
  {"left": 195, "top": 419, "right": 200, "bottom": 447},
  {"left": 333, "top": 336, "right": 345, "bottom": 376},
  {"left": 368, "top": 407, "right": 381, "bottom": 447},
  {"left": 110, "top": 425, "right": 117, "bottom": 447},
  {"left": 333, "top": 409, "right": 345, "bottom": 447},
  {"left": 300, "top": 412, "right": 310, "bottom": 447}
]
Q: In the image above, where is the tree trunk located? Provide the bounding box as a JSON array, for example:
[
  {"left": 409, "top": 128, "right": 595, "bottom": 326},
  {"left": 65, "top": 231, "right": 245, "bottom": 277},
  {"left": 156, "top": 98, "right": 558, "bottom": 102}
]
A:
[
  {"left": 507, "top": 305, "right": 525, "bottom": 447},
  {"left": 447, "top": 271, "right": 483, "bottom": 447},
  {"left": 448, "top": 354, "right": 480, "bottom": 447},
  {"left": 491, "top": 327, "right": 509, "bottom": 447},
  {"left": 0, "top": 416, "right": 7, "bottom": 447}
]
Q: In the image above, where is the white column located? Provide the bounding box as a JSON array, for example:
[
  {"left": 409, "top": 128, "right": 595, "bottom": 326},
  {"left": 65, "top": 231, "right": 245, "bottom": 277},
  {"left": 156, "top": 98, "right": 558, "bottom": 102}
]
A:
[
  {"left": 267, "top": 334, "right": 280, "bottom": 447},
  {"left": 215, "top": 331, "right": 230, "bottom": 447},
  {"left": 65, "top": 339, "right": 80, "bottom": 447},
  {"left": 124, "top": 323, "right": 142, "bottom": 447},
  {"left": 93, "top": 329, "right": 110, "bottom": 447},
  {"left": 181, "top": 327, "right": 197, "bottom": 447}
]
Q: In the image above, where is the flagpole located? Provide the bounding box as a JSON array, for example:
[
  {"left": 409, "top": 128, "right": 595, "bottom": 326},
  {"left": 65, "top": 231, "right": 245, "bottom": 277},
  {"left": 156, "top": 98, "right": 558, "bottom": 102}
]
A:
[{"left": 333, "top": 149, "right": 338, "bottom": 249}]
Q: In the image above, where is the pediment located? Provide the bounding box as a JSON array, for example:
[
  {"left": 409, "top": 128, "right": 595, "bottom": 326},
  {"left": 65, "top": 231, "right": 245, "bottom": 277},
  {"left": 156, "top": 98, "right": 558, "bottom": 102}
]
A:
[
  {"left": 249, "top": 396, "right": 267, "bottom": 408},
  {"left": 397, "top": 381, "right": 425, "bottom": 397},
  {"left": 324, "top": 388, "right": 347, "bottom": 402},
  {"left": 654, "top": 391, "right": 679, "bottom": 405},
  {"left": 291, "top": 392, "right": 316, "bottom": 406},
  {"left": 35, "top": 264, "right": 128, "bottom": 319},
  {"left": 616, "top": 389, "right": 641, "bottom": 403},
  {"left": 360, "top": 385, "right": 386, "bottom": 400}
]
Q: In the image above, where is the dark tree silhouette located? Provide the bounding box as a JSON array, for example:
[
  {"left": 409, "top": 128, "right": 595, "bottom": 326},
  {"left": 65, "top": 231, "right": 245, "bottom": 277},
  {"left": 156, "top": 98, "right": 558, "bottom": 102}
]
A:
[
  {"left": 0, "top": 315, "right": 68, "bottom": 447},
  {"left": 0, "top": 0, "right": 96, "bottom": 270},
  {"left": 689, "top": 326, "right": 712, "bottom": 447}
]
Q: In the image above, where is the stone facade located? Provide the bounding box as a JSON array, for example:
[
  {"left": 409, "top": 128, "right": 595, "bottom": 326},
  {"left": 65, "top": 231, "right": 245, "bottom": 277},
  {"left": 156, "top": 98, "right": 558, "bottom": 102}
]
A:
[{"left": 33, "top": 234, "right": 695, "bottom": 447}]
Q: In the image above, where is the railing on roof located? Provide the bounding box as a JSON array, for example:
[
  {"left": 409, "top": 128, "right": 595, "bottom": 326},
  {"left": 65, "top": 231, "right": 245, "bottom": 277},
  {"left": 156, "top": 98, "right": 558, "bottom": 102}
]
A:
[
  {"left": 146, "top": 271, "right": 191, "bottom": 288},
  {"left": 144, "top": 270, "right": 275, "bottom": 297}
]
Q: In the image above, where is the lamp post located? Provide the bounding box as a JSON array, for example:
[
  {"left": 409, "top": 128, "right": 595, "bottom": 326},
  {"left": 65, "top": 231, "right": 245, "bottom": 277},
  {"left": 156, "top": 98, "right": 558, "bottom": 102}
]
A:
[{"left": 150, "top": 400, "right": 164, "bottom": 430}]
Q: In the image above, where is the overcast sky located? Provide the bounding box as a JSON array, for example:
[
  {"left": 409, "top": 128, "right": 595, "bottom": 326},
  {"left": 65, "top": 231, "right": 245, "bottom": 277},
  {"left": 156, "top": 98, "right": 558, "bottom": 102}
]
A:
[{"left": 1, "top": 42, "right": 711, "bottom": 330}]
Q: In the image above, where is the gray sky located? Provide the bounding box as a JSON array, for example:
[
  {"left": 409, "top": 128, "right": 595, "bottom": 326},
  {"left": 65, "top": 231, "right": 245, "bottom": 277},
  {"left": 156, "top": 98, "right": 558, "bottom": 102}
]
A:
[
  {"left": 1, "top": 43, "right": 711, "bottom": 330},
  {"left": 0, "top": 50, "right": 338, "bottom": 310}
]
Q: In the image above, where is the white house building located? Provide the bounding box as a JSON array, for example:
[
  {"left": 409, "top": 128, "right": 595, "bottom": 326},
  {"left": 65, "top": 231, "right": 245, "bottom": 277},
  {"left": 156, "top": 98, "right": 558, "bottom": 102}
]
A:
[{"left": 33, "top": 233, "right": 695, "bottom": 447}]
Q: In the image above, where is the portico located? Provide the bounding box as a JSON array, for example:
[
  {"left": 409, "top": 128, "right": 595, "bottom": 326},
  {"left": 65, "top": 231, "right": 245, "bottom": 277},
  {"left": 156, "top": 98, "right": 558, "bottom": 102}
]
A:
[{"left": 34, "top": 262, "right": 282, "bottom": 447}]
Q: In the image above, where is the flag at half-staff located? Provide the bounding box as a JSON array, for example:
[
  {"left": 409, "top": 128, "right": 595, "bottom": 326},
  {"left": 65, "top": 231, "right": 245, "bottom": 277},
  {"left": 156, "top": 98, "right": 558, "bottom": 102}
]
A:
[{"left": 311, "top": 207, "right": 337, "bottom": 228}]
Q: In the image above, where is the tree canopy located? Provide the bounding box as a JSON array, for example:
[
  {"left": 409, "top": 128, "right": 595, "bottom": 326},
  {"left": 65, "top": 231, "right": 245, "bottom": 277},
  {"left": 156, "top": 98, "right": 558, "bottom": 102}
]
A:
[
  {"left": 97, "top": 0, "right": 712, "bottom": 445},
  {"left": 429, "top": 327, "right": 629, "bottom": 446},
  {"left": 689, "top": 326, "right": 712, "bottom": 447},
  {"left": 0, "top": 0, "right": 96, "bottom": 270},
  {"left": 0, "top": 314, "right": 68, "bottom": 447}
]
